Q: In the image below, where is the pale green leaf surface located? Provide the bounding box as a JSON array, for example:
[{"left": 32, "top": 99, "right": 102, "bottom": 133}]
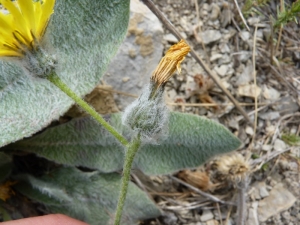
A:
[
  {"left": 0, "top": 0, "right": 130, "bottom": 147},
  {"left": 14, "top": 167, "right": 161, "bottom": 225},
  {"left": 12, "top": 112, "right": 241, "bottom": 175},
  {"left": 0, "top": 152, "right": 12, "bottom": 182}
]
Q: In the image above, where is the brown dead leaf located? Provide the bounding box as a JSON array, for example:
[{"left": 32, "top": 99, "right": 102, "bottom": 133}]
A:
[
  {"left": 66, "top": 85, "right": 119, "bottom": 118},
  {"left": 0, "top": 181, "right": 17, "bottom": 201},
  {"left": 177, "top": 170, "right": 211, "bottom": 191}
]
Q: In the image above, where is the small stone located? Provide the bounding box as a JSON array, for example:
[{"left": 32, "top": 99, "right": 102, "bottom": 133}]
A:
[
  {"left": 210, "top": 3, "right": 220, "bottom": 21},
  {"left": 218, "top": 54, "right": 231, "bottom": 64},
  {"left": 281, "top": 211, "right": 291, "bottom": 221},
  {"left": 240, "top": 31, "right": 251, "bottom": 41},
  {"left": 258, "top": 183, "right": 296, "bottom": 222},
  {"left": 259, "top": 186, "right": 269, "bottom": 198},
  {"left": 238, "top": 84, "right": 261, "bottom": 98},
  {"left": 201, "top": 30, "right": 222, "bottom": 44},
  {"left": 259, "top": 111, "right": 280, "bottom": 120},
  {"left": 164, "top": 33, "right": 177, "bottom": 43},
  {"left": 167, "top": 89, "right": 177, "bottom": 100},
  {"left": 247, "top": 17, "right": 260, "bottom": 26},
  {"left": 200, "top": 210, "right": 214, "bottom": 222},
  {"left": 224, "top": 218, "right": 233, "bottom": 225},
  {"left": 263, "top": 85, "right": 281, "bottom": 100},
  {"left": 220, "top": 3, "right": 231, "bottom": 27},
  {"left": 247, "top": 202, "right": 259, "bottom": 225},
  {"left": 254, "top": 188, "right": 261, "bottom": 200},
  {"left": 245, "top": 126, "right": 254, "bottom": 135},
  {"left": 228, "top": 119, "right": 239, "bottom": 130},
  {"left": 262, "top": 144, "right": 272, "bottom": 152},
  {"left": 122, "top": 77, "right": 130, "bottom": 82},
  {"left": 128, "top": 49, "right": 136, "bottom": 58},
  {"left": 237, "top": 51, "right": 252, "bottom": 62},
  {"left": 202, "top": 3, "right": 209, "bottom": 11},
  {"left": 206, "top": 220, "right": 219, "bottom": 225},
  {"left": 163, "top": 211, "right": 178, "bottom": 225},
  {"left": 273, "top": 96, "right": 299, "bottom": 114},
  {"left": 214, "top": 65, "right": 228, "bottom": 77},
  {"left": 213, "top": 209, "right": 227, "bottom": 220},
  {"left": 263, "top": 29, "right": 271, "bottom": 41},
  {"left": 236, "top": 63, "right": 253, "bottom": 85},
  {"left": 273, "top": 139, "right": 286, "bottom": 151},
  {"left": 219, "top": 43, "right": 230, "bottom": 53},
  {"left": 210, "top": 53, "right": 223, "bottom": 62}
]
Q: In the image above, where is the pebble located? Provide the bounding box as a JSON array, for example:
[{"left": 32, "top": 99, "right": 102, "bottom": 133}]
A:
[
  {"left": 238, "top": 84, "right": 261, "bottom": 98},
  {"left": 200, "top": 210, "right": 214, "bottom": 222},
  {"left": 258, "top": 183, "right": 296, "bottom": 222},
  {"left": 206, "top": 220, "right": 219, "bottom": 225},
  {"left": 262, "top": 144, "right": 272, "bottom": 151},
  {"left": 228, "top": 119, "right": 239, "bottom": 130},
  {"left": 236, "top": 63, "right": 253, "bottom": 85},
  {"left": 218, "top": 54, "right": 231, "bottom": 64},
  {"left": 240, "top": 31, "right": 251, "bottom": 41},
  {"left": 213, "top": 209, "right": 227, "bottom": 220},
  {"left": 202, "top": 3, "right": 209, "bottom": 11},
  {"left": 273, "top": 96, "right": 299, "bottom": 114},
  {"left": 247, "top": 202, "right": 260, "bottom": 225},
  {"left": 201, "top": 30, "right": 222, "bottom": 44},
  {"left": 263, "top": 85, "right": 281, "bottom": 100},
  {"left": 167, "top": 89, "right": 177, "bottom": 100},
  {"left": 259, "top": 186, "right": 269, "bottom": 198},
  {"left": 237, "top": 51, "right": 252, "bottom": 62},
  {"left": 163, "top": 211, "right": 178, "bottom": 225},
  {"left": 273, "top": 139, "right": 286, "bottom": 151},
  {"left": 214, "top": 64, "right": 228, "bottom": 77},
  {"left": 210, "top": 53, "right": 223, "bottom": 62},
  {"left": 247, "top": 17, "right": 260, "bottom": 26},
  {"left": 210, "top": 3, "right": 220, "bottom": 21},
  {"left": 281, "top": 211, "right": 291, "bottom": 221},
  {"left": 219, "top": 43, "right": 230, "bottom": 53},
  {"left": 245, "top": 126, "right": 254, "bottom": 135},
  {"left": 258, "top": 111, "right": 280, "bottom": 120},
  {"left": 164, "top": 33, "right": 178, "bottom": 43}
]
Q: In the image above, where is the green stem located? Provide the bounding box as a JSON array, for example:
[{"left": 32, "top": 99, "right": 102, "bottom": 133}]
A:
[
  {"left": 47, "top": 73, "right": 128, "bottom": 146},
  {"left": 114, "top": 135, "right": 141, "bottom": 225}
]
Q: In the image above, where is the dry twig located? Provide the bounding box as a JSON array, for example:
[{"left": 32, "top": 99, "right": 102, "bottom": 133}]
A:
[
  {"left": 233, "top": 0, "right": 250, "bottom": 31},
  {"left": 169, "top": 175, "right": 236, "bottom": 206}
]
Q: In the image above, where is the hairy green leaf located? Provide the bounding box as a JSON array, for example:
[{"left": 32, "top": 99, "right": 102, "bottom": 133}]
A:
[
  {"left": 11, "top": 112, "right": 241, "bottom": 175},
  {"left": 0, "top": 0, "right": 130, "bottom": 147},
  {"left": 14, "top": 167, "right": 160, "bottom": 225}
]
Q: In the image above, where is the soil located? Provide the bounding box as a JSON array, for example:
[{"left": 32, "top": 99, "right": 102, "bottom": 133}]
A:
[{"left": 138, "top": 0, "right": 300, "bottom": 224}]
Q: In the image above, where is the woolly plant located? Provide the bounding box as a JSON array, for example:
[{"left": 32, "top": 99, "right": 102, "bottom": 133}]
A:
[{"left": 0, "top": 1, "right": 241, "bottom": 225}]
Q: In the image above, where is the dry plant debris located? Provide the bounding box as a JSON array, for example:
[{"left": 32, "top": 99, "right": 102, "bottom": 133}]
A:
[{"left": 133, "top": 0, "right": 300, "bottom": 224}]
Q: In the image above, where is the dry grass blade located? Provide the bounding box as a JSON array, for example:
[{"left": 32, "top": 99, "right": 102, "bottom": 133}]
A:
[
  {"left": 233, "top": 0, "right": 250, "bottom": 31},
  {"left": 141, "top": 0, "right": 252, "bottom": 124},
  {"left": 169, "top": 175, "right": 236, "bottom": 206}
]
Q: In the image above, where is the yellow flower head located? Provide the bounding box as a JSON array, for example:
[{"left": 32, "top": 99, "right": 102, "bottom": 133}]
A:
[
  {"left": 0, "top": 0, "right": 55, "bottom": 57},
  {"left": 151, "top": 39, "right": 190, "bottom": 87}
]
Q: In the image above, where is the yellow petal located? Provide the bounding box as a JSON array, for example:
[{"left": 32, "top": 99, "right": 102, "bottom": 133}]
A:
[
  {"left": 151, "top": 39, "right": 190, "bottom": 87},
  {"left": 0, "top": 13, "right": 14, "bottom": 34},
  {"left": 37, "top": 0, "right": 55, "bottom": 38},
  {"left": 18, "top": 0, "right": 36, "bottom": 33},
  {"left": 0, "top": 49, "right": 22, "bottom": 57},
  {"left": 0, "top": 0, "right": 32, "bottom": 45},
  {"left": 33, "top": 2, "right": 42, "bottom": 37}
]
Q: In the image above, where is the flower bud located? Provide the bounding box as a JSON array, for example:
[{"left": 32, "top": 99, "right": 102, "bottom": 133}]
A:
[
  {"left": 122, "top": 83, "right": 168, "bottom": 141},
  {"left": 122, "top": 39, "right": 190, "bottom": 141},
  {"left": 23, "top": 46, "right": 57, "bottom": 78}
]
